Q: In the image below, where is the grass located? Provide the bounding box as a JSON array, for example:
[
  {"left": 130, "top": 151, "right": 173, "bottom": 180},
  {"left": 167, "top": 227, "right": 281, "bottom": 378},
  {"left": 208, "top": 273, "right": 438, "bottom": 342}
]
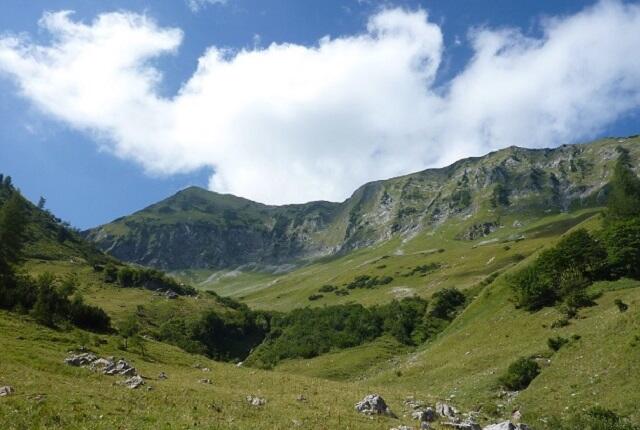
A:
[
  {"left": 0, "top": 310, "right": 416, "bottom": 430},
  {"left": 5, "top": 205, "right": 640, "bottom": 428},
  {"left": 185, "top": 209, "right": 601, "bottom": 312}
]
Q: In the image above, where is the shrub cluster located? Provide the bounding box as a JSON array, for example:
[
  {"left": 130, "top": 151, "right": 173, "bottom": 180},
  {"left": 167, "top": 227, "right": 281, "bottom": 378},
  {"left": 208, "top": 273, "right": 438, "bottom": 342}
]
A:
[
  {"left": 103, "top": 264, "right": 196, "bottom": 296},
  {"left": 510, "top": 147, "right": 640, "bottom": 313},
  {"left": 345, "top": 274, "right": 393, "bottom": 289},
  {"left": 246, "top": 291, "right": 467, "bottom": 368}
]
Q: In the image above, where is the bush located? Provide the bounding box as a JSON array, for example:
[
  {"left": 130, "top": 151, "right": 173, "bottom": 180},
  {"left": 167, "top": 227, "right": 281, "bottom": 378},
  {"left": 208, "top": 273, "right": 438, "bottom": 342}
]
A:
[
  {"left": 548, "top": 336, "right": 569, "bottom": 352},
  {"left": 68, "top": 294, "right": 111, "bottom": 332},
  {"left": 308, "top": 294, "right": 323, "bottom": 301},
  {"left": 509, "top": 229, "right": 606, "bottom": 311},
  {"left": 318, "top": 285, "right": 337, "bottom": 293},
  {"left": 499, "top": 357, "right": 540, "bottom": 390},
  {"left": 601, "top": 218, "right": 640, "bottom": 280},
  {"left": 614, "top": 299, "right": 629, "bottom": 312},
  {"left": 429, "top": 288, "right": 466, "bottom": 320}
]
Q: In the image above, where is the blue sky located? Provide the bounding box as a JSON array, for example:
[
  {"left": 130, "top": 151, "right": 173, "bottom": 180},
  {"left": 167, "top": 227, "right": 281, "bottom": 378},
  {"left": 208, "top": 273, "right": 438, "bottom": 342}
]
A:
[{"left": 1, "top": 0, "right": 639, "bottom": 229}]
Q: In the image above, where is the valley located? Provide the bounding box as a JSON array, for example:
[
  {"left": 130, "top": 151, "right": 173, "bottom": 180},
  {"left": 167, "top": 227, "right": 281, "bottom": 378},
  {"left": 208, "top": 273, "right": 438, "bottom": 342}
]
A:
[{"left": 2, "top": 137, "right": 640, "bottom": 429}]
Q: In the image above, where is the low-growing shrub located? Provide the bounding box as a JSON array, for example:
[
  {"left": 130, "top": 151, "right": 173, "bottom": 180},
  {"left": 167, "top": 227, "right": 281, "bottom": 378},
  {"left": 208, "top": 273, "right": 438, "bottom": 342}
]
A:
[
  {"left": 499, "top": 357, "right": 540, "bottom": 390},
  {"left": 615, "top": 299, "right": 629, "bottom": 312},
  {"left": 308, "top": 294, "right": 323, "bottom": 301},
  {"left": 318, "top": 284, "right": 337, "bottom": 293},
  {"left": 548, "top": 336, "right": 569, "bottom": 351}
]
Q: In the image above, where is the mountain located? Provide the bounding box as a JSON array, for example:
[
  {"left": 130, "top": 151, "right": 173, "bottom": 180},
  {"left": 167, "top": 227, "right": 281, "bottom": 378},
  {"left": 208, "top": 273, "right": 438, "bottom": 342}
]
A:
[
  {"left": 85, "top": 136, "right": 640, "bottom": 270},
  {"left": 3, "top": 139, "right": 640, "bottom": 429}
]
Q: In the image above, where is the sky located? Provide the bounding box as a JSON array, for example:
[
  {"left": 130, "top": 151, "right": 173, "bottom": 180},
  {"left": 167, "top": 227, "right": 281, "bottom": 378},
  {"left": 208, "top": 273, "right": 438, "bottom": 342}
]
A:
[{"left": 1, "top": 1, "right": 640, "bottom": 229}]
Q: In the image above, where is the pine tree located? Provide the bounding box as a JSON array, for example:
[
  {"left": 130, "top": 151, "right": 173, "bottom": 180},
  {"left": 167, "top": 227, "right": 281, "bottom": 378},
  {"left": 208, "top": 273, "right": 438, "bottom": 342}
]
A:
[
  {"left": 606, "top": 147, "right": 640, "bottom": 221},
  {"left": 0, "top": 192, "right": 28, "bottom": 277}
]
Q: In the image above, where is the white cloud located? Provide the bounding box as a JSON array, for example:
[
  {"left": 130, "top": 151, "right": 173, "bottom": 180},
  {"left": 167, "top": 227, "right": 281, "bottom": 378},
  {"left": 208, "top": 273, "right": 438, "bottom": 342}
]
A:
[
  {"left": 1, "top": 2, "right": 640, "bottom": 205},
  {"left": 186, "top": 0, "right": 227, "bottom": 13}
]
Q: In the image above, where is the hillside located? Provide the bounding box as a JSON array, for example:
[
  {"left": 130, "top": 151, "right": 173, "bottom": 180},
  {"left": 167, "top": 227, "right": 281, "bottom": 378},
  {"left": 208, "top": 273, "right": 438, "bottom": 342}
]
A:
[
  {"left": 3, "top": 140, "right": 640, "bottom": 430},
  {"left": 85, "top": 137, "right": 640, "bottom": 271}
]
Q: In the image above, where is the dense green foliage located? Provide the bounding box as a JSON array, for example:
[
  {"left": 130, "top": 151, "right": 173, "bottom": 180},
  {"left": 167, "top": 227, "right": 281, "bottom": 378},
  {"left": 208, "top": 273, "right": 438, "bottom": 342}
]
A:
[
  {"left": 499, "top": 357, "right": 540, "bottom": 390},
  {"left": 158, "top": 307, "right": 268, "bottom": 361},
  {"left": 0, "top": 183, "right": 110, "bottom": 332},
  {"left": 104, "top": 264, "right": 196, "bottom": 296},
  {"left": 548, "top": 336, "right": 569, "bottom": 351},
  {"left": 510, "top": 150, "right": 640, "bottom": 312},
  {"left": 245, "top": 292, "right": 466, "bottom": 368}
]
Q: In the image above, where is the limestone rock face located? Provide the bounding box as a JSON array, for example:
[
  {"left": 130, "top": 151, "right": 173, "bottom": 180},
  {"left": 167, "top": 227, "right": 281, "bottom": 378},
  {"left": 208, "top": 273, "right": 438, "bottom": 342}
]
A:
[{"left": 86, "top": 139, "right": 639, "bottom": 271}]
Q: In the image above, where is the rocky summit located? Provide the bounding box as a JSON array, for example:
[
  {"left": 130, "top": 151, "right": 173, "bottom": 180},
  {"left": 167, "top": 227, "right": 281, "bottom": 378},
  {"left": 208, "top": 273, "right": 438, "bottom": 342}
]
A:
[{"left": 85, "top": 138, "right": 639, "bottom": 270}]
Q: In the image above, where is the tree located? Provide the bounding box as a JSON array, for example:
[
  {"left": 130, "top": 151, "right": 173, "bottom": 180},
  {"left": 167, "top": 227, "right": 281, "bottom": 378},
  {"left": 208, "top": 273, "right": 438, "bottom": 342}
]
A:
[
  {"left": 37, "top": 196, "right": 46, "bottom": 210},
  {"left": 118, "top": 314, "right": 141, "bottom": 350},
  {"left": 0, "top": 192, "right": 28, "bottom": 276},
  {"left": 606, "top": 147, "right": 640, "bottom": 221},
  {"left": 31, "top": 273, "right": 66, "bottom": 327}
]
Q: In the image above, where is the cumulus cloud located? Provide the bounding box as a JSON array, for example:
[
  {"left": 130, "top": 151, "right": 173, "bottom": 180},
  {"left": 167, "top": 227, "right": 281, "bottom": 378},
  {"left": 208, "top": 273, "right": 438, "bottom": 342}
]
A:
[
  {"left": 1, "top": 2, "right": 640, "bottom": 204},
  {"left": 186, "top": 0, "right": 227, "bottom": 13}
]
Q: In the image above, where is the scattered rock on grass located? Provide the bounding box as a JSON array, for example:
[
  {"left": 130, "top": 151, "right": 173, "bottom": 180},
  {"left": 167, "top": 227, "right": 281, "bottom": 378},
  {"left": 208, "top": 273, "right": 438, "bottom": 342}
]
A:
[
  {"left": 158, "top": 372, "right": 168, "bottom": 380},
  {"left": 64, "top": 352, "right": 97, "bottom": 366},
  {"left": 199, "top": 379, "right": 212, "bottom": 385},
  {"left": 412, "top": 407, "right": 436, "bottom": 422},
  {"left": 246, "top": 395, "right": 266, "bottom": 406},
  {"left": 122, "top": 375, "right": 144, "bottom": 389},
  {"left": 0, "top": 386, "right": 14, "bottom": 397},
  {"left": 436, "top": 402, "right": 458, "bottom": 419},
  {"left": 355, "top": 394, "right": 396, "bottom": 417}
]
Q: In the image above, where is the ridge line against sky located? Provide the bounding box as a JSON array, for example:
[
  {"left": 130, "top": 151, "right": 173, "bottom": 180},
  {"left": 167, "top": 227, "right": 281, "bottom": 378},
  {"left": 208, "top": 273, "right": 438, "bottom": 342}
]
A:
[{"left": 1, "top": 0, "right": 640, "bottom": 227}]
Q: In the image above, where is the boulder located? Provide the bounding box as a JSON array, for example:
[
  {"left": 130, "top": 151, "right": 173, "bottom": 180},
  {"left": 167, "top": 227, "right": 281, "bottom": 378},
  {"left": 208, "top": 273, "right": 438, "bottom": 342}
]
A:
[
  {"left": 64, "top": 352, "right": 97, "bottom": 366},
  {"left": 0, "top": 386, "right": 14, "bottom": 397},
  {"left": 412, "top": 407, "right": 436, "bottom": 422},
  {"left": 104, "top": 359, "right": 136, "bottom": 376},
  {"left": 355, "top": 394, "right": 396, "bottom": 417},
  {"left": 420, "top": 423, "right": 431, "bottom": 430},
  {"left": 246, "top": 395, "right": 266, "bottom": 406},
  {"left": 436, "top": 402, "right": 458, "bottom": 418},
  {"left": 122, "top": 375, "right": 144, "bottom": 389},
  {"left": 90, "top": 358, "right": 114, "bottom": 371}
]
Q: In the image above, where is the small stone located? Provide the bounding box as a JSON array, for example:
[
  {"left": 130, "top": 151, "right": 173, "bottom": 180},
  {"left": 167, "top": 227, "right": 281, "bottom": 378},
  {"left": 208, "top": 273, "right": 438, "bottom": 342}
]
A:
[
  {"left": 0, "top": 386, "right": 14, "bottom": 397},
  {"left": 158, "top": 372, "right": 168, "bottom": 380},
  {"left": 296, "top": 394, "right": 307, "bottom": 402},
  {"left": 199, "top": 379, "right": 212, "bottom": 384},
  {"left": 246, "top": 395, "right": 266, "bottom": 406}
]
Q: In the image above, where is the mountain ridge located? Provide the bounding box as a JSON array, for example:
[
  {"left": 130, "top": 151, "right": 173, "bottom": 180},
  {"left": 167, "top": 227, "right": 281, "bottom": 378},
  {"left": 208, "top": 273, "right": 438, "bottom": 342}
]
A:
[{"left": 85, "top": 136, "right": 640, "bottom": 270}]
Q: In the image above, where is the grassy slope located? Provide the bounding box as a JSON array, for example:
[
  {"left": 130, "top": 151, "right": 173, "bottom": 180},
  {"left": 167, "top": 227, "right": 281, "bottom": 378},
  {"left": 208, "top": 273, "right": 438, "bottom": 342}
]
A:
[
  {"left": 0, "top": 310, "right": 416, "bottom": 430},
  {"left": 275, "top": 335, "right": 411, "bottom": 382},
  {"left": 191, "top": 209, "right": 601, "bottom": 312}
]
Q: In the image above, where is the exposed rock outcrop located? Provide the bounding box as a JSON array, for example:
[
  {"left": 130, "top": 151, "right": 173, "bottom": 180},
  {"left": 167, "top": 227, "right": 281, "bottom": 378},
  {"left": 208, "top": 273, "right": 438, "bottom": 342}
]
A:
[{"left": 355, "top": 394, "right": 396, "bottom": 417}]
